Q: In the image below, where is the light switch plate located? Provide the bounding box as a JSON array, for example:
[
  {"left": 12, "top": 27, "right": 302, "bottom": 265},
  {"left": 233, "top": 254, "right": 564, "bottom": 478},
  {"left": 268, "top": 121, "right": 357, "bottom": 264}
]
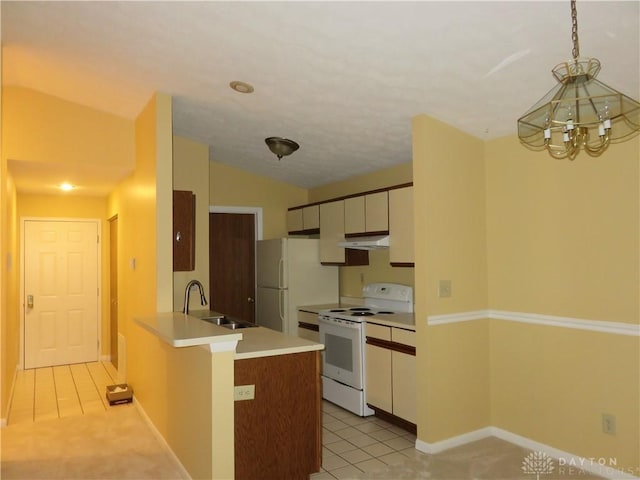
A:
[
  {"left": 438, "top": 280, "right": 452, "bottom": 298},
  {"left": 234, "top": 385, "right": 255, "bottom": 401}
]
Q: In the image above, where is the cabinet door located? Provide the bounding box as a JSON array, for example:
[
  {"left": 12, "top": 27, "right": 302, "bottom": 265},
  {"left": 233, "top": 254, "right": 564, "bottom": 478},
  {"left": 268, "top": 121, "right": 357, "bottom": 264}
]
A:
[
  {"left": 302, "top": 205, "right": 320, "bottom": 231},
  {"left": 344, "top": 196, "right": 365, "bottom": 235},
  {"left": 391, "top": 327, "right": 416, "bottom": 423},
  {"left": 365, "top": 191, "right": 389, "bottom": 233},
  {"left": 365, "top": 344, "right": 392, "bottom": 413},
  {"left": 389, "top": 186, "right": 414, "bottom": 265},
  {"left": 173, "top": 190, "right": 195, "bottom": 271},
  {"left": 319, "top": 200, "right": 346, "bottom": 264},
  {"left": 287, "top": 209, "right": 304, "bottom": 233},
  {"left": 392, "top": 351, "right": 416, "bottom": 424}
]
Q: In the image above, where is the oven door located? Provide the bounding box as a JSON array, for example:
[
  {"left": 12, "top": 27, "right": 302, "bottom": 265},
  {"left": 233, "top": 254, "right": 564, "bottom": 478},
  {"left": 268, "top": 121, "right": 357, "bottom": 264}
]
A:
[{"left": 318, "top": 315, "right": 363, "bottom": 390}]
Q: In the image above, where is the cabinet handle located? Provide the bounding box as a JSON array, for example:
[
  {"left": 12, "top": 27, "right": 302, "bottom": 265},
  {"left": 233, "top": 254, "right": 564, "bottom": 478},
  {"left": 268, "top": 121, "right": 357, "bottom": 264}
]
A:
[{"left": 176, "top": 231, "right": 182, "bottom": 242}]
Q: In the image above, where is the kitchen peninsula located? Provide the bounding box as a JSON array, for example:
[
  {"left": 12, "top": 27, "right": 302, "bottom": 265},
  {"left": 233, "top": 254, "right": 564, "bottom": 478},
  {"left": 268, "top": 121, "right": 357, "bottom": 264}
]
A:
[{"left": 134, "top": 312, "right": 323, "bottom": 480}]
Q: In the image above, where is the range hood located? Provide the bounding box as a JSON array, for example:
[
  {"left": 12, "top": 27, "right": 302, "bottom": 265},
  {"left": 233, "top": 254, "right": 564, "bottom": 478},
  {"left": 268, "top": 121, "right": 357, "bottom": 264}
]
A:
[{"left": 338, "top": 235, "right": 389, "bottom": 250}]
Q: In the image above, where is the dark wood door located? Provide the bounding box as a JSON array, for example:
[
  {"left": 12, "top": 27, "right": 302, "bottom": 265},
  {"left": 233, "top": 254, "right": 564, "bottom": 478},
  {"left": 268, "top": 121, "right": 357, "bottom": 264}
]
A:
[{"left": 209, "top": 213, "right": 256, "bottom": 323}]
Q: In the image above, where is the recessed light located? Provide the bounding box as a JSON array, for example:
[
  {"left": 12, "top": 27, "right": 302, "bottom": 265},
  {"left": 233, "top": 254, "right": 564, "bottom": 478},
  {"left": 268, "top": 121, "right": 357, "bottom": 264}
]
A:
[
  {"left": 60, "top": 183, "right": 74, "bottom": 191},
  {"left": 229, "top": 81, "right": 254, "bottom": 94}
]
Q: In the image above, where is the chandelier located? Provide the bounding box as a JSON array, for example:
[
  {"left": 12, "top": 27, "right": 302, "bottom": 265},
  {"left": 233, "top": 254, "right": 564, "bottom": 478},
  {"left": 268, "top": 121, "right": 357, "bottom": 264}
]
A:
[{"left": 517, "top": 0, "right": 640, "bottom": 159}]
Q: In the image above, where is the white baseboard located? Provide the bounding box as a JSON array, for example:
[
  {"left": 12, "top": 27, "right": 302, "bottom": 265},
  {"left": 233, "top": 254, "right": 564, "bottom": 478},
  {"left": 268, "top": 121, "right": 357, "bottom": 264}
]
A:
[
  {"left": 416, "top": 427, "right": 639, "bottom": 480},
  {"left": 133, "top": 396, "right": 191, "bottom": 480},
  {"left": 1, "top": 365, "right": 20, "bottom": 429}
]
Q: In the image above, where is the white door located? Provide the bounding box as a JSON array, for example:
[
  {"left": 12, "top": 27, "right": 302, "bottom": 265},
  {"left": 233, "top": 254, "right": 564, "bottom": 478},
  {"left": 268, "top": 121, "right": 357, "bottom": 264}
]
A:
[{"left": 24, "top": 220, "right": 99, "bottom": 369}]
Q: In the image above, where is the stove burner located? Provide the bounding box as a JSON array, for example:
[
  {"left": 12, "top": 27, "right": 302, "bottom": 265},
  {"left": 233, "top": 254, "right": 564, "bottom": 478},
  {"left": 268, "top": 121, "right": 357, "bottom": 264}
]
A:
[
  {"left": 349, "top": 311, "right": 374, "bottom": 317},
  {"left": 376, "top": 311, "right": 394, "bottom": 315},
  {"left": 349, "top": 307, "right": 371, "bottom": 311},
  {"left": 329, "top": 309, "right": 346, "bottom": 312}
]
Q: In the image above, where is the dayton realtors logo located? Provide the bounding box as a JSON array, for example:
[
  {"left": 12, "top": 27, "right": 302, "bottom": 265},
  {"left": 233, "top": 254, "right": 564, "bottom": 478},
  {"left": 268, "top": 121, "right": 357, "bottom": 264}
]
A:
[{"left": 522, "top": 451, "right": 555, "bottom": 480}]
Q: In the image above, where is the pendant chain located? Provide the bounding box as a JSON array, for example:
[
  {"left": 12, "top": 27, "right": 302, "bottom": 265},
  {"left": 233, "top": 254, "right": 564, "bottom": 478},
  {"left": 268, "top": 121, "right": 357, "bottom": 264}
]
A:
[{"left": 571, "top": 0, "right": 580, "bottom": 59}]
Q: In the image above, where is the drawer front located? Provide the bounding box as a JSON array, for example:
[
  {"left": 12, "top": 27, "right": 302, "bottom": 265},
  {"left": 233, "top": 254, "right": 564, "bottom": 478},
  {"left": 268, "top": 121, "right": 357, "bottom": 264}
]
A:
[
  {"left": 298, "top": 310, "right": 319, "bottom": 325},
  {"left": 365, "top": 323, "right": 391, "bottom": 341},
  {"left": 391, "top": 328, "right": 415, "bottom": 347}
]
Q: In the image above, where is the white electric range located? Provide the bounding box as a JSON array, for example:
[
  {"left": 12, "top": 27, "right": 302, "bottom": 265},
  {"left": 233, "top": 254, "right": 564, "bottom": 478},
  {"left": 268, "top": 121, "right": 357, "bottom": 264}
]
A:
[{"left": 318, "top": 283, "right": 414, "bottom": 416}]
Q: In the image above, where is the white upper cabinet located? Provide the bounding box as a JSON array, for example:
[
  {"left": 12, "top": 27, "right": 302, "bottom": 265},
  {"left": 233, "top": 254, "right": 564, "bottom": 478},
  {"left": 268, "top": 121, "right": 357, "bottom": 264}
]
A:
[
  {"left": 345, "top": 191, "right": 389, "bottom": 235},
  {"left": 388, "top": 186, "right": 414, "bottom": 265},
  {"left": 287, "top": 205, "right": 320, "bottom": 234}
]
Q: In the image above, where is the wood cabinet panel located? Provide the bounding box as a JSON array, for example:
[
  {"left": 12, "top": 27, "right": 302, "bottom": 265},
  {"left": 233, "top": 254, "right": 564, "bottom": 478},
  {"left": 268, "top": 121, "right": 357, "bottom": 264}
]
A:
[
  {"left": 389, "top": 186, "right": 414, "bottom": 266},
  {"left": 173, "top": 190, "right": 195, "bottom": 271},
  {"left": 235, "top": 351, "right": 321, "bottom": 480}
]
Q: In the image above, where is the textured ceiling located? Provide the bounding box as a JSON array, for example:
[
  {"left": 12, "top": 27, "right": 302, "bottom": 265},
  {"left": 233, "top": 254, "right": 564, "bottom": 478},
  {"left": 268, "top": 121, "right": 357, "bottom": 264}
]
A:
[{"left": 3, "top": 1, "right": 639, "bottom": 194}]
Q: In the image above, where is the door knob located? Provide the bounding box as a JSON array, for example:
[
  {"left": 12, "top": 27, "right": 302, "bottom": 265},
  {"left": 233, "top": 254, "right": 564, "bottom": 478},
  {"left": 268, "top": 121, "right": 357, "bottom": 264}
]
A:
[
  {"left": 247, "top": 297, "right": 254, "bottom": 303},
  {"left": 27, "top": 295, "right": 34, "bottom": 309}
]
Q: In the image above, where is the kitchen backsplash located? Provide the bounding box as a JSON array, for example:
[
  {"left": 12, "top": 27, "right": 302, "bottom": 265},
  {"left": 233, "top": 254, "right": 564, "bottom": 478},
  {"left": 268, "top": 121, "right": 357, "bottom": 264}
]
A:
[{"left": 340, "top": 248, "right": 414, "bottom": 298}]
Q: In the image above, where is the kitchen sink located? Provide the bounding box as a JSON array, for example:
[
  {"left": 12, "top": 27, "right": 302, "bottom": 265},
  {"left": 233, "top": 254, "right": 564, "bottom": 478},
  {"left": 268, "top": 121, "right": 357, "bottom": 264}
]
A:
[{"left": 199, "top": 315, "right": 258, "bottom": 329}]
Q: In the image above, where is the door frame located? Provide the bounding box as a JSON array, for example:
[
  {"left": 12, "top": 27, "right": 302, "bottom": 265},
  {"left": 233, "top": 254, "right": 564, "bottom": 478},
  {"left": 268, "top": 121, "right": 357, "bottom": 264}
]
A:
[
  {"left": 19, "top": 217, "right": 102, "bottom": 370},
  {"left": 209, "top": 206, "right": 263, "bottom": 321}
]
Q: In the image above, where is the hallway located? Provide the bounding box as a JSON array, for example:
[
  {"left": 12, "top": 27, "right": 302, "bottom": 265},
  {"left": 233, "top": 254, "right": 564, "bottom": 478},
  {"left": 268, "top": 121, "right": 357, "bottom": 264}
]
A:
[{"left": 8, "top": 362, "right": 120, "bottom": 425}]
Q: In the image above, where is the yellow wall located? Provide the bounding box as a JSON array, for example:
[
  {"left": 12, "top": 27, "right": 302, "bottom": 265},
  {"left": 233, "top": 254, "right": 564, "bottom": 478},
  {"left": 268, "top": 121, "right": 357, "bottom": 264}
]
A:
[
  {"left": 486, "top": 136, "right": 639, "bottom": 323},
  {"left": 2, "top": 86, "right": 134, "bottom": 172},
  {"left": 485, "top": 135, "right": 640, "bottom": 470},
  {"left": 308, "top": 162, "right": 412, "bottom": 203},
  {"left": 209, "top": 160, "right": 308, "bottom": 239},
  {"left": 173, "top": 136, "right": 211, "bottom": 311},
  {"left": 412, "top": 115, "right": 490, "bottom": 442},
  {"left": 108, "top": 95, "right": 235, "bottom": 479},
  {"left": 1, "top": 87, "right": 135, "bottom": 418},
  {"left": 1, "top": 173, "right": 18, "bottom": 421},
  {"left": 16, "top": 194, "right": 111, "bottom": 356}
]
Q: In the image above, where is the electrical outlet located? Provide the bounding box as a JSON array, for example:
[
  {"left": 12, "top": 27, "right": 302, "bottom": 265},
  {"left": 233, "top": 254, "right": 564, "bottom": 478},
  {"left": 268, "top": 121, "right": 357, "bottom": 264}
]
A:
[
  {"left": 234, "top": 385, "right": 255, "bottom": 401},
  {"left": 438, "top": 280, "right": 452, "bottom": 298},
  {"left": 602, "top": 413, "right": 616, "bottom": 435}
]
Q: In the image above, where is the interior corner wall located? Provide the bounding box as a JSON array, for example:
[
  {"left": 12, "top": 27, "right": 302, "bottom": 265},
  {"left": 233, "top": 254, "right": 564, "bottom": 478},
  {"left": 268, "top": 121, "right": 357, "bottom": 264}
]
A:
[
  {"left": 209, "top": 160, "right": 308, "bottom": 239},
  {"left": 486, "top": 135, "right": 640, "bottom": 471},
  {"left": 172, "top": 135, "right": 210, "bottom": 311},
  {"left": 1, "top": 172, "right": 18, "bottom": 421},
  {"left": 412, "top": 114, "right": 490, "bottom": 444}
]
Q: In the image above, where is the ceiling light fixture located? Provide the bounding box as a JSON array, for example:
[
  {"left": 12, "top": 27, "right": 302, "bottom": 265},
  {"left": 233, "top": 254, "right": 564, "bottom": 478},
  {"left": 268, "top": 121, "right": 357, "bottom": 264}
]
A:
[
  {"left": 59, "top": 182, "right": 74, "bottom": 191},
  {"left": 265, "top": 137, "right": 300, "bottom": 160},
  {"left": 229, "top": 81, "right": 254, "bottom": 94},
  {"left": 517, "top": 0, "right": 640, "bottom": 159}
]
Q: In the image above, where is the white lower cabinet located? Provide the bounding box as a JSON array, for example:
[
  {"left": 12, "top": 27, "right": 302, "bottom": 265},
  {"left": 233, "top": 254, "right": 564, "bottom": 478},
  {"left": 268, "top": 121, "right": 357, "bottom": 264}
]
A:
[{"left": 365, "top": 323, "right": 417, "bottom": 425}]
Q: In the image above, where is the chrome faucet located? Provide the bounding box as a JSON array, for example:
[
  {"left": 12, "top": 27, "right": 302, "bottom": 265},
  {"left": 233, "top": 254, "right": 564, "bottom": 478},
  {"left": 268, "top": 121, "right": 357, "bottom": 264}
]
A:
[{"left": 183, "top": 280, "right": 208, "bottom": 314}]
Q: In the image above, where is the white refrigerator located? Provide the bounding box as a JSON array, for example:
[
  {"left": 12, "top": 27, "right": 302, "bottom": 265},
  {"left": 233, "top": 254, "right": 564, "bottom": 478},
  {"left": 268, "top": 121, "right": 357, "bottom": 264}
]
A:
[{"left": 257, "top": 238, "right": 338, "bottom": 335}]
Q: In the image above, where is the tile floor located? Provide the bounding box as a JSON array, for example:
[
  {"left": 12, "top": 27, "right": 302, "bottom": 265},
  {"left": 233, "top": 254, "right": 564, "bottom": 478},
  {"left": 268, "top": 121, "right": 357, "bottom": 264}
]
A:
[
  {"left": 7, "top": 361, "right": 119, "bottom": 426},
  {"left": 315, "top": 401, "right": 418, "bottom": 479}
]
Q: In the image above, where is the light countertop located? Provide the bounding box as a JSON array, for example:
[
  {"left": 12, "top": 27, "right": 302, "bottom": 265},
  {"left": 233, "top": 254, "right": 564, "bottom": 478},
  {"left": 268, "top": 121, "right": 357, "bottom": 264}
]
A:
[
  {"left": 135, "top": 311, "right": 324, "bottom": 359},
  {"left": 365, "top": 313, "right": 415, "bottom": 331}
]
